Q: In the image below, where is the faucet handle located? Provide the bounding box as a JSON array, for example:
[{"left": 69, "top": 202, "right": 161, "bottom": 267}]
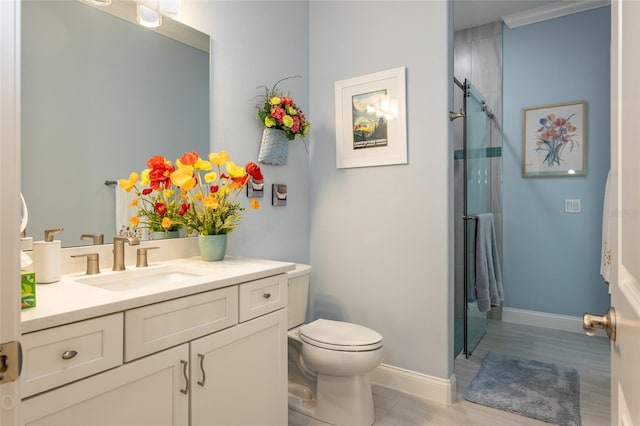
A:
[
  {"left": 80, "top": 233, "right": 104, "bottom": 245},
  {"left": 136, "top": 247, "right": 160, "bottom": 268},
  {"left": 71, "top": 253, "right": 100, "bottom": 275}
]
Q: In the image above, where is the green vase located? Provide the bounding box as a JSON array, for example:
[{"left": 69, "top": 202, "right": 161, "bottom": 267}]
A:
[
  {"left": 151, "top": 230, "right": 180, "bottom": 240},
  {"left": 198, "top": 234, "right": 227, "bottom": 261}
]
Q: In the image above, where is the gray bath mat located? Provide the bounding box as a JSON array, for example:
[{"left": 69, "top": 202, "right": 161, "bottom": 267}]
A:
[{"left": 463, "top": 352, "right": 580, "bottom": 425}]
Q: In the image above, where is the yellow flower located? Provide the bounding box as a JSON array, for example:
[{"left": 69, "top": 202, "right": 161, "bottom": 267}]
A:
[
  {"left": 203, "top": 196, "right": 219, "bottom": 209},
  {"left": 170, "top": 168, "right": 196, "bottom": 191},
  {"left": 250, "top": 199, "right": 260, "bottom": 210},
  {"left": 226, "top": 161, "right": 246, "bottom": 178},
  {"left": 204, "top": 172, "right": 217, "bottom": 183},
  {"left": 195, "top": 158, "right": 212, "bottom": 171},
  {"left": 269, "top": 96, "right": 281, "bottom": 105},
  {"left": 140, "top": 169, "right": 150, "bottom": 186},
  {"left": 195, "top": 192, "right": 204, "bottom": 201},
  {"left": 209, "top": 151, "right": 230, "bottom": 166},
  {"left": 119, "top": 172, "right": 139, "bottom": 192},
  {"left": 265, "top": 116, "right": 276, "bottom": 128},
  {"left": 130, "top": 198, "right": 138, "bottom": 208},
  {"left": 161, "top": 217, "right": 172, "bottom": 229},
  {"left": 130, "top": 216, "right": 140, "bottom": 226},
  {"left": 165, "top": 189, "right": 175, "bottom": 198},
  {"left": 282, "top": 115, "right": 293, "bottom": 128}
]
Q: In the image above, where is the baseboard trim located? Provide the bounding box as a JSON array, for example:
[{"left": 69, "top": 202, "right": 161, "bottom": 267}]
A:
[
  {"left": 370, "top": 363, "right": 455, "bottom": 405},
  {"left": 501, "top": 307, "right": 583, "bottom": 333}
]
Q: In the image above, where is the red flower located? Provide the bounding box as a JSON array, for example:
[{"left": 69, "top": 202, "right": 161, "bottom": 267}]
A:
[
  {"left": 147, "top": 155, "right": 175, "bottom": 190},
  {"left": 210, "top": 185, "right": 219, "bottom": 193},
  {"left": 281, "top": 97, "right": 294, "bottom": 107},
  {"left": 245, "top": 162, "right": 263, "bottom": 181},
  {"left": 154, "top": 202, "right": 167, "bottom": 216},
  {"left": 270, "top": 106, "right": 286, "bottom": 122},
  {"left": 179, "top": 151, "right": 199, "bottom": 166},
  {"left": 179, "top": 203, "right": 190, "bottom": 216},
  {"left": 146, "top": 155, "right": 166, "bottom": 169},
  {"left": 142, "top": 188, "right": 153, "bottom": 195}
]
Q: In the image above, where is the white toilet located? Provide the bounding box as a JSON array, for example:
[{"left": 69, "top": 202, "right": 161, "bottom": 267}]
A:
[{"left": 287, "top": 264, "right": 383, "bottom": 426}]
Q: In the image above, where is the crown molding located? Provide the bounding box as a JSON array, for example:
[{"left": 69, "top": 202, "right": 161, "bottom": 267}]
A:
[{"left": 502, "top": 0, "right": 610, "bottom": 29}]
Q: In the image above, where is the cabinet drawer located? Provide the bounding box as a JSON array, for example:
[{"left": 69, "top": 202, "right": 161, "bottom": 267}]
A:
[
  {"left": 21, "top": 313, "right": 123, "bottom": 398},
  {"left": 239, "top": 274, "right": 287, "bottom": 322},
  {"left": 125, "top": 286, "right": 238, "bottom": 361}
]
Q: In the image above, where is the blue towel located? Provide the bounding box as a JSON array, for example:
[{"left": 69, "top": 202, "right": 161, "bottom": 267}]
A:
[{"left": 474, "top": 213, "right": 503, "bottom": 312}]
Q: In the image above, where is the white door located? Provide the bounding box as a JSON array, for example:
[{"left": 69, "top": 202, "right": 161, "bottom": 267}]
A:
[
  {"left": 609, "top": 0, "right": 640, "bottom": 423},
  {"left": 0, "top": 0, "right": 22, "bottom": 425}
]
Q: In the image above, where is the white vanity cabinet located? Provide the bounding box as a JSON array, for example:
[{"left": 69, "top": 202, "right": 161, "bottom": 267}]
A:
[
  {"left": 191, "top": 309, "right": 287, "bottom": 426},
  {"left": 20, "top": 272, "right": 288, "bottom": 426},
  {"left": 22, "top": 344, "right": 189, "bottom": 426}
]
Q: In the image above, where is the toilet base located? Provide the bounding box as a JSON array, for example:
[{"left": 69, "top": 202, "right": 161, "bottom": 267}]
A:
[
  {"left": 287, "top": 373, "right": 375, "bottom": 426},
  {"left": 315, "top": 373, "right": 375, "bottom": 426}
]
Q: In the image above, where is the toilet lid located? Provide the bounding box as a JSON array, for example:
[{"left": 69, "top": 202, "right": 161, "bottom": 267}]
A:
[{"left": 300, "top": 319, "right": 383, "bottom": 351}]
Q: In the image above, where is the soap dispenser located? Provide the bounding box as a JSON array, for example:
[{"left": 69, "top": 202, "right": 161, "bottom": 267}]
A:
[{"left": 33, "top": 228, "right": 63, "bottom": 284}]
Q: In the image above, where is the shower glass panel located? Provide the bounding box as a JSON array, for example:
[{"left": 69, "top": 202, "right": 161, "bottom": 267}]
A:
[{"left": 463, "top": 80, "right": 491, "bottom": 356}]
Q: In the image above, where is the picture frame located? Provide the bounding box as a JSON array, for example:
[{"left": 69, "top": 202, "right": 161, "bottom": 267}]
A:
[
  {"left": 334, "top": 67, "right": 407, "bottom": 169},
  {"left": 522, "top": 101, "right": 586, "bottom": 177}
]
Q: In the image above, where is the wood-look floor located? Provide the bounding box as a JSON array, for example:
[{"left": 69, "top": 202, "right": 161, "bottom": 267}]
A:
[{"left": 289, "top": 320, "right": 611, "bottom": 426}]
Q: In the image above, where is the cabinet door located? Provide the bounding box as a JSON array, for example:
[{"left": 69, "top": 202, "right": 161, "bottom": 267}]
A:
[
  {"left": 22, "top": 345, "right": 189, "bottom": 426},
  {"left": 190, "top": 309, "right": 287, "bottom": 426}
]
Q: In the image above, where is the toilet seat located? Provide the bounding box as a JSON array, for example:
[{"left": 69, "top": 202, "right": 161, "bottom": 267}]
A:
[{"left": 300, "top": 319, "right": 383, "bottom": 352}]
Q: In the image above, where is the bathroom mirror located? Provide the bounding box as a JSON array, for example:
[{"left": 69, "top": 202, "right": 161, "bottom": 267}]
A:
[{"left": 21, "top": 0, "right": 210, "bottom": 248}]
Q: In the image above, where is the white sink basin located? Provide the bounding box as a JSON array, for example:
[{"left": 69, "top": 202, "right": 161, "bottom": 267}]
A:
[{"left": 76, "top": 265, "right": 205, "bottom": 291}]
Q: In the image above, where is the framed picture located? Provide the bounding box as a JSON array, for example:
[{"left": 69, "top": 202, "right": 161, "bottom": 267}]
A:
[
  {"left": 522, "top": 101, "right": 586, "bottom": 177},
  {"left": 335, "top": 67, "right": 407, "bottom": 169}
]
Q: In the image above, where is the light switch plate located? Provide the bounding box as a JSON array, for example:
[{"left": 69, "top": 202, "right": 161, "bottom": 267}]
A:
[
  {"left": 272, "top": 184, "right": 287, "bottom": 206},
  {"left": 565, "top": 199, "right": 581, "bottom": 213}
]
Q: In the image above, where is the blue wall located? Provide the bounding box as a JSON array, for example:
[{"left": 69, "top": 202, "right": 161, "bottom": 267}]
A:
[{"left": 503, "top": 7, "right": 611, "bottom": 317}]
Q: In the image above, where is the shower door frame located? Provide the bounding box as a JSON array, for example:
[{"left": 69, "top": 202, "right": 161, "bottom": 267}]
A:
[{"left": 460, "top": 78, "right": 491, "bottom": 358}]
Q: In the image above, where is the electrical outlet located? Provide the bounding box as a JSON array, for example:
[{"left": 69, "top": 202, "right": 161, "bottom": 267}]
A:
[{"left": 565, "top": 199, "right": 581, "bottom": 213}]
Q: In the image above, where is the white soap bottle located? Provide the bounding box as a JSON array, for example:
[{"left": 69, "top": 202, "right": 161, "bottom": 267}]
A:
[{"left": 33, "top": 228, "right": 63, "bottom": 284}]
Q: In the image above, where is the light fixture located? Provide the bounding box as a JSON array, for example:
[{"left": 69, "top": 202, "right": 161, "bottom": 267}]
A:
[
  {"left": 91, "top": 0, "right": 111, "bottom": 5},
  {"left": 137, "top": 4, "right": 162, "bottom": 28}
]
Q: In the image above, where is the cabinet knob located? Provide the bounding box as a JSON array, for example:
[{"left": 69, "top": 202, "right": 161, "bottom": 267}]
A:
[
  {"left": 263, "top": 293, "right": 271, "bottom": 299},
  {"left": 61, "top": 350, "right": 78, "bottom": 360}
]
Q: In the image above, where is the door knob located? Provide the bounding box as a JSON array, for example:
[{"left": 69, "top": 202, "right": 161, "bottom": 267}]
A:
[{"left": 583, "top": 307, "right": 616, "bottom": 342}]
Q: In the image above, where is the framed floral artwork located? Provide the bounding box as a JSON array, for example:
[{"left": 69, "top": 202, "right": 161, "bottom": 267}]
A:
[
  {"left": 522, "top": 101, "right": 586, "bottom": 177},
  {"left": 334, "top": 67, "right": 407, "bottom": 169}
]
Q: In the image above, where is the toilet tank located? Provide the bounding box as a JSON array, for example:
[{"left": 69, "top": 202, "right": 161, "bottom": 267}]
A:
[{"left": 287, "top": 264, "right": 312, "bottom": 329}]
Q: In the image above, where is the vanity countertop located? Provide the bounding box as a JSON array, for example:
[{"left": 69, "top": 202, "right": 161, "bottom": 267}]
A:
[{"left": 21, "top": 256, "right": 295, "bottom": 334}]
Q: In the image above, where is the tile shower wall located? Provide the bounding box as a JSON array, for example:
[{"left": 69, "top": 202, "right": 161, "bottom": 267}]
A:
[{"left": 453, "top": 22, "right": 503, "bottom": 320}]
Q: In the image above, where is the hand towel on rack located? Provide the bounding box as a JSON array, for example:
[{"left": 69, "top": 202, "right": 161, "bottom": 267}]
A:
[
  {"left": 474, "top": 213, "right": 503, "bottom": 312},
  {"left": 600, "top": 170, "right": 613, "bottom": 286}
]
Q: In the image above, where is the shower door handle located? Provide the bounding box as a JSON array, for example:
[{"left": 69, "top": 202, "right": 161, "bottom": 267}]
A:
[{"left": 583, "top": 307, "right": 616, "bottom": 342}]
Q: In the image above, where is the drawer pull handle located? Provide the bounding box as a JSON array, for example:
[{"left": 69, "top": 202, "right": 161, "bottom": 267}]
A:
[
  {"left": 61, "top": 350, "right": 78, "bottom": 360},
  {"left": 263, "top": 293, "right": 271, "bottom": 299},
  {"left": 180, "top": 360, "right": 189, "bottom": 395},
  {"left": 197, "top": 353, "right": 206, "bottom": 387}
]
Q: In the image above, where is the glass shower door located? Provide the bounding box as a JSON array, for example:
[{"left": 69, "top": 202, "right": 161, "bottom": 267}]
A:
[{"left": 463, "top": 80, "right": 491, "bottom": 356}]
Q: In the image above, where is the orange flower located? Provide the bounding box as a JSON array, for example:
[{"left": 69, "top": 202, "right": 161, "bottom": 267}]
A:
[
  {"left": 130, "top": 216, "right": 140, "bottom": 226},
  {"left": 250, "top": 199, "right": 260, "bottom": 209},
  {"left": 161, "top": 217, "right": 173, "bottom": 229},
  {"left": 203, "top": 196, "right": 219, "bottom": 209},
  {"left": 179, "top": 151, "right": 199, "bottom": 166}
]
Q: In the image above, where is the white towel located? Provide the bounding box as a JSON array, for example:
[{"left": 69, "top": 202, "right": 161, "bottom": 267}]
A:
[
  {"left": 474, "top": 213, "right": 504, "bottom": 312},
  {"left": 115, "top": 189, "right": 142, "bottom": 238},
  {"left": 600, "top": 170, "right": 613, "bottom": 285}
]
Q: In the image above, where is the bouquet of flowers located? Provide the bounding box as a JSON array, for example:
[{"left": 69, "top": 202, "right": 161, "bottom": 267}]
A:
[
  {"left": 119, "top": 151, "right": 263, "bottom": 236},
  {"left": 119, "top": 155, "right": 183, "bottom": 234},
  {"left": 169, "top": 151, "right": 262, "bottom": 235},
  {"left": 256, "top": 77, "right": 310, "bottom": 140}
]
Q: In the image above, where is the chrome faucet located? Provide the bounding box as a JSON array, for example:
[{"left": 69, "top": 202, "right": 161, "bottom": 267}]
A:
[{"left": 112, "top": 236, "right": 140, "bottom": 271}]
